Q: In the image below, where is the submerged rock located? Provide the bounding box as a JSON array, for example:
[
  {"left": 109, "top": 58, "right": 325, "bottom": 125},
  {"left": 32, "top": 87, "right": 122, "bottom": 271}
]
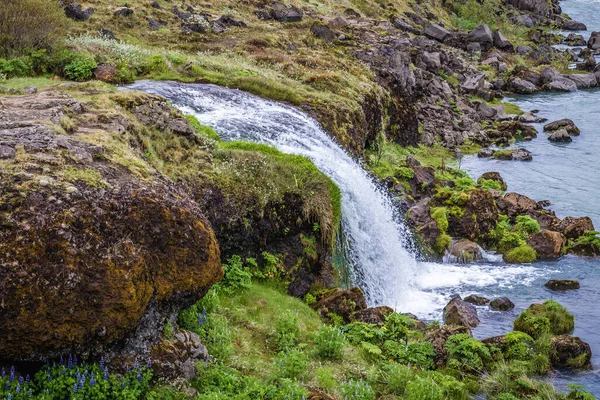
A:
[
  {"left": 464, "top": 294, "right": 490, "bottom": 306},
  {"left": 448, "top": 239, "right": 483, "bottom": 263},
  {"left": 548, "top": 129, "right": 572, "bottom": 142},
  {"left": 443, "top": 298, "right": 480, "bottom": 327},
  {"left": 545, "top": 280, "right": 581, "bottom": 291}
]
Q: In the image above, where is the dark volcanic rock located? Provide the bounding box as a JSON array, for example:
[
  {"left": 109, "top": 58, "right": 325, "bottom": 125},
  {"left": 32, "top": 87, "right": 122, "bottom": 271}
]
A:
[
  {"left": 99, "top": 28, "right": 116, "bottom": 40},
  {"left": 548, "top": 129, "right": 572, "bottom": 142},
  {"left": 588, "top": 31, "right": 600, "bottom": 50},
  {"left": 527, "top": 230, "right": 566, "bottom": 259},
  {"left": 352, "top": 306, "right": 394, "bottom": 324},
  {"left": 443, "top": 298, "right": 480, "bottom": 327},
  {"left": 563, "top": 20, "right": 587, "bottom": 31},
  {"left": 564, "top": 33, "right": 586, "bottom": 46},
  {"left": 114, "top": 7, "right": 134, "bottom": 17},
  {"left": 466, "top": 24, "right": 493, "bottom": 50},
  {"left": 544, "top": 118, "right": 581, "bottom": 135},
  {"left": 424, "top": 22, "right": 452, "bottom": 42},
  {"left": 556, "top": 216, "right": 595, "bottom": 239},
  {"left": 64, "top": 2, "right": 94, "bottom": 21},
  {"left": 489, "top": 297, "right": 515, "bottom": 311},
  {"left": 448, "top": 239, "right": 483, "bottom": 263},
  {"left": 464, "top": 294, "right": 490, "bottom": 306},
  {"left": 509, "top": 78, "right": 538, "bottom": 94},
  {"left": 311, "top": 23, "right": 336, "bottom": 43},
  {"left": 545, "top": 280, "right": 580, "bottom": 291},
  {"left": 551, "top": 335, "right": 593, "bottom": 369},
  {"left": 150, "top": 329, "right": 209, "bottom": 380},
  {"left": 271, "top": 3, "right": 303, "bottom": 22},
  {"left": 493, "top": 30, "right": 515, "bottom": 52}
]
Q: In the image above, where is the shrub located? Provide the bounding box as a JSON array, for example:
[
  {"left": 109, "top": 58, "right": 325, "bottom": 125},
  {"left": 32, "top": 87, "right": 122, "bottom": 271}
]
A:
[
  {"left": 504, "top": 331, "right": 535, "bottom": 361},
  {"left": 0, "top": 0, "right": 69, "bottom": 57},
  {"left": 396, "top": 166, "right": 415, "bottom": 180},
  {"left": 217, "top": 255, "right": 252, "bottom": 294},
  {"left": 64, "top": 52, "right": 97, "bottom": 81},
  {"left": 340, "top": 380, "right": 375, "bottom": 400},
  {"left": 514, "top": 215, "right": 540, "bottom": 235},
  {"left": 275, "top": 311, "right": 300, "bottom": 351},
  {"left": 314, "top": 367, "right": 337, "bottom": 392},
  {"left": 504, "top": 244, "right": 536, "bottom": 263},
  {"left": 445, "top": 334, "right": 491, "bottom": 375},
  {"left": 193, "top": 314, "right": 233, "bottom": 362},
  {"left": 0, "top": 58, "right": 31, "bottom": 78},
  {"left": 341, "top": 322, "right": 384, "bottom": 345},
  {"left": 273, "top": 349, "right": 308, "bottom": 380},
  {"left": 146, "top": 54, "right": 168, "bottom": 74},
  {"left": 384, "top": 364, "right": 413, "bottom": 395},
  {"left": 384, "top": 312, "right": 415, "bottom": 342},
  {"left": 360, "top": 341, "right": 383, "bottom": 362},
  {"left": 314, "top": 325, "right": 345, "bottom": 359},
  {"left": 406, "top": 376, "right": 445, "bottom": 400}
]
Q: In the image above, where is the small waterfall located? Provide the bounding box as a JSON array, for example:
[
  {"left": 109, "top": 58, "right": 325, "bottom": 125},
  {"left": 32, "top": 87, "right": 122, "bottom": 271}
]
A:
[{"left": 124, "top": 81, "right": 423, "bottom": 309}]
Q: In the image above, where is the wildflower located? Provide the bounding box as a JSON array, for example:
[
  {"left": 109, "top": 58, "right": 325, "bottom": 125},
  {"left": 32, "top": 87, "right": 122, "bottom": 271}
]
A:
[
  {"left": 16, "top": 383, "right": 20, "bottom": 394},
  {"left": 90, "top": 372, "right": 96, "bottom": 387},
  {"left": 9, "top": 366, "right": 15, "bottom": 382},
  {"left": 7, "top": 394, "right": 12, "bottom": 400},
  {"left": 25, "top": 374, "right": 30, "bottom": 383},
  {"left": 68, "top": 354, "right": 73, "bottom": 369},
  {"left": 133, "top": 360, "right": 138, "bottom": 370},
  {"left": 137, "top": 373, "right": 142, "bottom": 382},
  {"left": 74, "top": 355, "right": 78, "bottom": 366},
  {"left": 73, "top": 383, "right": 78, "bottom": 394},
  {"left": 18, "top": 376, "right": 23, "bottom": 384},
  {"left": 5, "top": 381, "right": 10, "bottom": 391},
  {"left": 47, "top": 373, "right": 51, "bottom": 382},
  {"left": 59, "top": 356, "right": 64, "bottom": 365},
  {"left": 147, "top": 359, "right": 152, "bottom": 368},
  {"left": 1, "top": 367, "right": 4, "bottom": 377},
  {"left": 103, "top": 367, "right": 109, "bottom": 381}
]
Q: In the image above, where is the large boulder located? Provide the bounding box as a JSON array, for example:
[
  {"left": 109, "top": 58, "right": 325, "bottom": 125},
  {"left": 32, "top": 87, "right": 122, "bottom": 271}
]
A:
[
  {"left": 545, "top": 77, "right": 578, "bottom": 92},
  {"left": 311, "top": 23, "right": 336, "bottom": 43},
  {"left": 588, "top": 31, "right": 600, "bottom": 50},
  {"left": 566, "top": 73, "right": 597, "bottom": 89},
  {"left": 446, "top": 189, "right": 499, "bottom": 241},
  {"left": 466, "top": 25, "right": 493, "bottom": 50},
  {"left": 509, "top": 78, "right": 538, "bottom": 94},
  {"left": 544, "top": 118, "right": 581, "bottom": 135},
  {"left": 64, "top": 2, "right": 94, "bottom": 21},
  {"left": 564, "top": 33, "right": 587, "bottom": 46},
  {"left": 270, "top": 3, "right": 303, "bottom": 22},
  {"left": 509, "top": 0, "right": 555, "bottom": 17},
  {"left": 464, "top": 294, "right": 490, "bottom": 305},
  {"left": 424, "top": 22, "right": 452, "bottom": 42},
  {"left": 497, "top": 192, "right": 540, "bottom": 218},
  {"left": 493, "top": 31, "right": 515, "bottom": 52},
  {"left": 443, "top": 298, "right": 480, "bottom": 327},
  {"left": 527, "top": 230, "right": 566, "bottom": 259},
  {"left": 551, "top": 335, "right": 593, "bottom": 369},
  {"left": 352, "top": 306, "right": 394, "bottom": 324},
  {"left": 556, "top": 216, "right": 595, "bottom": 239},
  {"left": 312, "top": 287, "right": 367, "bottom": 323},
  {"left": 492, "top": 148, "right": 533, "bottom": 161},
  {"left": 448, "top": 239, "right": 483, "bottom": 263},
  {"left": 562, "top": 20, "right": 587, "bottom": 31}
]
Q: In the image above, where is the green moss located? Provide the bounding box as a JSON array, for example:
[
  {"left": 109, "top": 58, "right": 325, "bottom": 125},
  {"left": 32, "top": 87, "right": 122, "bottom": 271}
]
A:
[
  {"left": 185, "top": 114, "right": 221, "bottom": 142},
  {"left": 504, "top": 244, "right": 536, "bottom": 263},
  {"left": 62, "top": 166, "right": 110, "bottom": 188},
  {"left": 434, "top": 233, "right": 452, "bottom": 254},
  {"left": 514, "top": 215, "right": 540, "bottom": 235},
  {"left": 430, "top": 207, "right": 449, "bottom": 232},
  {"left": 514, "top": 301, "right": 574, "bottom": 338},
  {"left": 478, "top": 178, "right": 503, "bottom": 191}
]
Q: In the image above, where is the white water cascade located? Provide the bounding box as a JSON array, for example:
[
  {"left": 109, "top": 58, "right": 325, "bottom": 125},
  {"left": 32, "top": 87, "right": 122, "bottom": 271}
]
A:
[{"left": 123, "top": 81, "right": 545, "bottom": 317}]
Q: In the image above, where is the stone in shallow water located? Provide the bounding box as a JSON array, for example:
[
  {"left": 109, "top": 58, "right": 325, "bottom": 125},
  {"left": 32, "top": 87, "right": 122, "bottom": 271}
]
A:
[
  {"left": 443, "top": 297, "right": 480, "bottom": 327},
  {"left": 544, "top": 280, "right": 580, "bottom": 291},
  {"left": 464, "top": 294, "right": 490, "bottom": 306},
  {"left": 489, "top": 297, "right": 515, "bottom": 311}
]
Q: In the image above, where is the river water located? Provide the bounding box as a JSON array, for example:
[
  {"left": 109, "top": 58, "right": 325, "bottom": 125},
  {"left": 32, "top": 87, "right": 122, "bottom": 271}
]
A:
[{"left": 461, "top": 0, "right": 600, "bottom": 392}]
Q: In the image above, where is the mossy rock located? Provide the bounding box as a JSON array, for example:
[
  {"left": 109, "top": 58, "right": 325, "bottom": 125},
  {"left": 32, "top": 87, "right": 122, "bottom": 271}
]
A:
[
  {"left": 503, "top": 244, "right": 537, "bottom": 263},
  {"left": 513, "top": 301, "right": 574, "bottom": 338}
]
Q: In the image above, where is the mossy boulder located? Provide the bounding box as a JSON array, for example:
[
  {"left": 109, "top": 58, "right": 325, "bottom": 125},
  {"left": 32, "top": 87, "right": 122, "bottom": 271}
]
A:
[
  {"left": 503, "top": 244, "right": 537, "bottom": 263},
  {"left": 312, "top": 287, "right": 367, "bottom": 324},
  {"left": 513, "top": 301, "right": 574, "bottom": 338},
  {"left": 544, "top": 280, "right": 580, "bottom": 291},
  {"left": 550, "top": 335, "right": 592, "bottom": 370},
  {"left": 445, "top": 189, "right": 499, "bottom": 241},
  {"left": 443, "top": 298, "right": 480, "bottom": 328}
]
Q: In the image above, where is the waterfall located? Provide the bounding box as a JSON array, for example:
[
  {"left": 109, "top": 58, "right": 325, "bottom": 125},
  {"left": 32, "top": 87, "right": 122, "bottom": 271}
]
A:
[{"left": 124, "top": 80, "right": 424, "bottom": 308}]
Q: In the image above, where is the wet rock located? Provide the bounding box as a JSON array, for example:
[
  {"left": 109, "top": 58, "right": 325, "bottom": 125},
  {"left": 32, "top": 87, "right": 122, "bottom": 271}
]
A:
[
  {"left": 447, "top": 189, "right": 499, "bottom": 241},
  {"left": 564, "top": 33, "right": 586, "bottom": 46},
  {"left": 424, "top": 22, "right": 452, "bottom": 42},
  {"left": 550, "top": 335, "right": 592, "bottom": 369},
  {"left": 466, "top": 24, "right": 493, "bottom": 50},
  {"left": 313, "top": 287, "right": 367, "bottom": 323},
  {"left": 351, "top": 306, "right": 394, "bottom": 324},
  {"left": 478, "top": 172, "right": 507, "bottom": 191},
  {"left": 114, "top": 7, "right": 134, "bottom": 17},
  {"left": 556, "top": 216, "right": 595, "bottom": 239},
  {"left": 271, "top": 3, "right": 303, "bottom": 22},
  {"left": 478, "top": 148, "right": 494, "bottom": 158},
  {"left": 517, "top": 112, "right": 547, "bottom": 123},
  {"left": 489, "top": 297, "right": 515, "bottom": 311},
  {"left": 425, "top": 325, "right": 472, "bottom": 368},
  {"left": 443, "top": 298, "right": 480, "bottom": 327},
  {"left": 544, "top": 118, "right": 580, "bottom": 135},
  {"left": 93, "top": 64, "right": 119, "bottom": 83},
  {"left": 494, "top": 148, "right": 533, "bottom": 161},
  {"left": 150, "top": 330, "right": 209, "bottom": 380},
  {"left": 464, "top": 294, "right": 490, "bottom": 306},
  {"left": 527, "top": 230, "right": 566, "bottom": 259},
  {"left": 562, "top": 20, "right": 587, "bottom": 31},
  {"left": 548, "top": 129, "right": 572, "bottom": 142},
  {"left": 448, "top": 239, "right": 483, "bottom": 263},
  {"left": 588, "top": 31, "right": 600, "bottom": 50},
  {"left": 497, "top": 192, "right": 540, "bottom": 218},
  {"left": 509, "top": 78, "right": 538, "bottom": 94},
  {"left": 566, "top": 73, "right": 598, "bottom": 89},
  {"left": 545, "top": 280, "right": 580, "bottom": 291},
  {"left": 311, "top": 23, "right": 336, "bottom": 43},
  {"left": 493, "top": 31, "right": 515, "bottom": 52},
  {"left": 64, "top": 2, "right": 94, "bottom": 21}
]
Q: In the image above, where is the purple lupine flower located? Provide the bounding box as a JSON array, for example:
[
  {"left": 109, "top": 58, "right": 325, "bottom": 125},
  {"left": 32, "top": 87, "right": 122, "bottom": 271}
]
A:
[
  {"left": 59, "top": 356, "right": 64, "bottom": 365},
  {"left": 121, "top": 380, "right": 126, "bottom": 389},
  {"left": 79, "top": 378, "right": 85, "bottom": 389},
  {"left": 1, "top": 367, "right": 5, "bottom": 377},
  {"left": 18, "top": 376, "right": 23, "bottom": 384},
  {"left": 5, "top": 381, "right": 10, "bottom": 391},
  {"left": 7, "top": 393, "right": 12, "bottom": 400},
  {"left": 133, "top": 360, "right": 138, "bottom": 370},
  {"left": 73, "top": 383, "right": 78, "bottom": 394},
  {"left": 90, "top": 372, "right": 96, "bottom": 387},
  {"left": 16, "top": 383, "right": 20, "bottom": 394},
  {"left": 47, "top": 373, "right": 51, "bottom": 382},
  {"left": 103, "top": 367, "right": 109, "bottom": 381},
  {"left": 10, "top": 366, "right": 15, "bottom": 382},
  {"left": 147, "top": 359, "right": 152, "bottom": 368},
  {"left": 73, "top": 355, "right": 78, "bottom": 366},
  {"left": 100, "top": 357, "right": 105, "bottom": 369},
  {"left": 137, "top": 373, "right": 142, "bottom": 382},
  {"left": 25, "top": 374, "right": 30, "bottom": 383}
]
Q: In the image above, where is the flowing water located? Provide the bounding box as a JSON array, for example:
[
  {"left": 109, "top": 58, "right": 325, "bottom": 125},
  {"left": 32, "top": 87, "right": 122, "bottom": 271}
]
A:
[{"left": 125, "top": 61, "right": 600, "bottom": 392}]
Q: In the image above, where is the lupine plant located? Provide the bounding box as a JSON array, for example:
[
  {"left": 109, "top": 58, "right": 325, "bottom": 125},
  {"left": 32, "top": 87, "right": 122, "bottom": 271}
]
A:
[{"left": 0, "top": 357, "right": 152, "bottom": 400}]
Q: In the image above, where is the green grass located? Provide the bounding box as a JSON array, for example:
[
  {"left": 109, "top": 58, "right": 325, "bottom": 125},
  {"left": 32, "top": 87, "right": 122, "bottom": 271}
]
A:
[{"left": 0, "top": 76, "right": 62, "bottom": 89}]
